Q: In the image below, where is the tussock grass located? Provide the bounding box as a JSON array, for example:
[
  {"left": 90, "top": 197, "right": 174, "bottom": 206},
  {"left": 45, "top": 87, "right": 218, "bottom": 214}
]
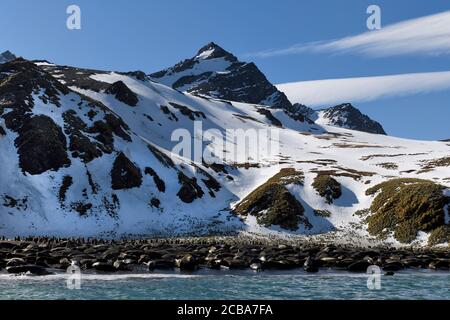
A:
[
  {"left": 312, "top": 175, "right": 342, "bottom": 204},
  {"left": 365, "top": 178, "right": 449, "bottom": 243},
  {"left": 428, "top": 226, "right": 450, "bottom": 246},
  {"left": 376, "top": 162, "right": 399, "bottom": 170},
  {"left": 233, "top": 168, "right": 308, "bottom": 231},
  {"left": 419, "top": 157, "right": 450, "bottom": 173}
]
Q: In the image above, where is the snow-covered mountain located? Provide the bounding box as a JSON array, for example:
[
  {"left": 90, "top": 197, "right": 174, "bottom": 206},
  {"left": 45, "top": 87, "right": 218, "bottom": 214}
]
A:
[
  {"left": 0, "top": 47, "right": 449, "bottom": 247},
  {"left": 0, "top": 58, "right": 242, "bottom": 237},
  {"left": 150, "top": 42, "right": 293, "bottom": 111},
  {"left": 0, "top": 50, "right": 16, "bottom": 64},
  {"left": 295, "top": 103, "right": 386, "bottom": 135}
]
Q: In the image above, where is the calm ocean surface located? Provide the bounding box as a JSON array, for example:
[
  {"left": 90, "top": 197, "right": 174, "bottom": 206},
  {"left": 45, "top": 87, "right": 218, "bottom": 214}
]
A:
[{"left": 0, "top": 269, "right": 448, "bottom": 300}]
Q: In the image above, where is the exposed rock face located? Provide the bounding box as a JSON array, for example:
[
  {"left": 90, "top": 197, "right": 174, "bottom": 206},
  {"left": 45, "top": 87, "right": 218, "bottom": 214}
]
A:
[
  {"left": 111, "top": 152, "right": 143, "bottom": 190},
  {"left": 105, "top": 81, "right": 139, "bottom": 106},
  {"left": 119, "top": 70, "right": 148, "bottom": 81},
  {"left": 0, "top": 59, "right": 69, "bottom": 124},
  {"left": 177, "top": 172, "right": 204, "bottom": 203},
  {"left": 16, "top": 115, "right": 70, "bottom": 175},
  {"left": 144, "top": 167, "right": 166, "bottom": 193},
  {"left": 256, "top": 108, "right": 283, "bottom": 127},
  {"left": 59, "top": 175, "right": 73, "bottom": 203},
  {"left": 38, "top": 64, "right": 110, "bottom": 92},
  {"left": 292, "top": 104, "right": 317, "bottom": 120},
  {"left": 150, "top": 42, "right": 293, "bottom": 110},
  {"left": 0, "top": 61, "right": 72, "bottom": 179},
  {"left": 62, "top": 108, "right": 132, "bottom": 164}
]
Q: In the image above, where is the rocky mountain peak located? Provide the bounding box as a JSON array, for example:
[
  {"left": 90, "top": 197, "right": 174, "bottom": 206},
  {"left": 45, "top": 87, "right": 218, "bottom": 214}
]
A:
[
  {"left": 149, "top": 42, "right": 294, "bottom": 111},
  {"left": 319, "top": 103, "right": 386, "bottom": 135},
  {"left": 195, "top": 42, "right": 237, "bottom": 62},
  {"left": 0, "top": 50, "right": 17, "bottom": 64}
]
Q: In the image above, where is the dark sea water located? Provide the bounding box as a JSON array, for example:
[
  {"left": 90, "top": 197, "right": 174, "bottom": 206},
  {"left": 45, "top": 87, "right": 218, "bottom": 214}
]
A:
[{"left": 0, "top": 269, "right": 448, "bottom": 300}]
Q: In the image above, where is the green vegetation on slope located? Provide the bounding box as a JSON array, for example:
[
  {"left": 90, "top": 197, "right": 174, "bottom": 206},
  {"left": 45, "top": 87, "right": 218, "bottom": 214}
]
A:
[
  {"left": 233, "top": 168, "right": 309, "bottom": 231},
  {"left": 365, "top": 178, "right": 449, "bottom": 244},
  {"left": 312, "top": 174, "right": 342, "bottom": 204}
]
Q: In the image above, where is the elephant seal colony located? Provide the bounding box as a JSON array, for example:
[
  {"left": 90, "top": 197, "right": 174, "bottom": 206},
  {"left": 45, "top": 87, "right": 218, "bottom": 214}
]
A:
[{"left": 0, "top": 237, "right": 448, "bottom": 276}]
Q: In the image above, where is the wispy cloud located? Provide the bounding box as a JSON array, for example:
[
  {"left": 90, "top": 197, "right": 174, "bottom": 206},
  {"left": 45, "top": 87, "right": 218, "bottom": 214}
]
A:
[
  {"left": 247, "top": 11, "right": 450, "bottom": 58},
  {"left": 276, "top": 70, "right": 450, "bottom": 107}
]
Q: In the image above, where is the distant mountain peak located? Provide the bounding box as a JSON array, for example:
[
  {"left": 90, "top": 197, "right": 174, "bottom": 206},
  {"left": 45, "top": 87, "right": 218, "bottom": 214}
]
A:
[
  {"left": 0, "top": 50, "right": 16, "bottom": 64},
  {"left": 294, "top": 102, "right": 386, "bottom": 135},
  {"left": 320, "top": 103, "right": 386, "bottom": 135}
]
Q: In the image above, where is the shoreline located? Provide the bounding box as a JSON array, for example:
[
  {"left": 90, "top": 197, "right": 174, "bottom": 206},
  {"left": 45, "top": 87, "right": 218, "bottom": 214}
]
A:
[{"left": 0, "top": 237, "right": 449, "bottom": 276}]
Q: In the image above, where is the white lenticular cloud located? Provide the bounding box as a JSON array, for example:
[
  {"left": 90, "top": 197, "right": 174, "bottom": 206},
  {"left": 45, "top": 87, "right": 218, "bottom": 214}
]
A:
[
  {"left": 247, "top": 10, "right": 450, "bottom": 58},
  {"left": 276, "top": 70, "right": 450, "bottom": 107}
]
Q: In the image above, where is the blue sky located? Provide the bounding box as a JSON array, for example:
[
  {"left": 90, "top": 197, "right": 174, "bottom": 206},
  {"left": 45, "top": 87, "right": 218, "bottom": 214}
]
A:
[{"left": 1, "top": 0, "right": 450, "bottom": 140}]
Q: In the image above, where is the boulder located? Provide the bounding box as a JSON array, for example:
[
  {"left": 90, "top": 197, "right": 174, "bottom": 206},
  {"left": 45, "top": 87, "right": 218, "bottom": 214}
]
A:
[{"left": 105, "top": 81, "right": 139, "bottom": 107}]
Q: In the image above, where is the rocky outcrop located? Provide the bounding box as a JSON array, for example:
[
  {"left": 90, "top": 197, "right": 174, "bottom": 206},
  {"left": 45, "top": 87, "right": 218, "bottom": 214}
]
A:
[
  {"left": 105, "top": 81, "right": 139, "bottom": 106},
  {"left": 111, "top": 152, "right": 143, "bottom": 190},
  {"left": 144, "top": 167, "right": 166, "bottom": 193},
  {"left": 292, "top": 104, "right": 317, "bottom": 120},
  {"left": 0, "top": 60, "right": 76, "bottom": 174},
  {"left": 16, "top": 115, "right": 70, "bottom": 175},
  {"left": 177, "top": 172, "right": 204, "bottom": 203}
]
